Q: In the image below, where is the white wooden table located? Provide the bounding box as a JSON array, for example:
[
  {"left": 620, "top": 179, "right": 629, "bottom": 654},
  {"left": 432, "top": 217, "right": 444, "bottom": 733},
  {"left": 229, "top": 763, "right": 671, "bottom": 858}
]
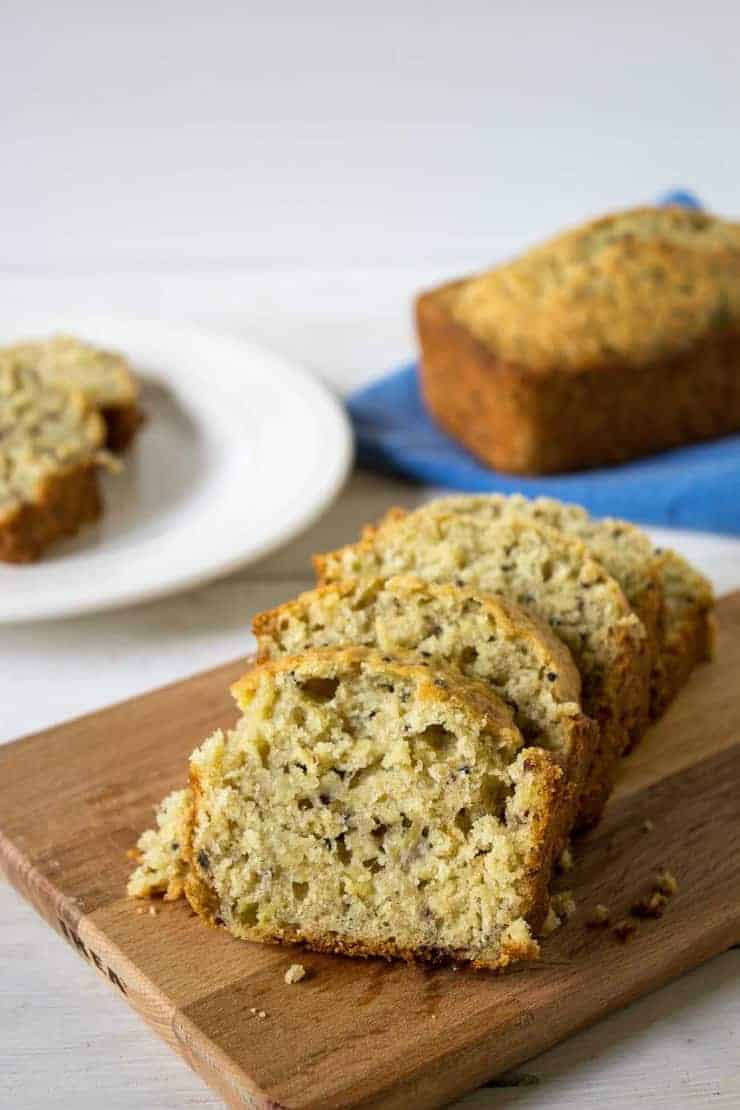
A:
[{"left": 1, "top": 268, "right": 740, "bottom": 1109}]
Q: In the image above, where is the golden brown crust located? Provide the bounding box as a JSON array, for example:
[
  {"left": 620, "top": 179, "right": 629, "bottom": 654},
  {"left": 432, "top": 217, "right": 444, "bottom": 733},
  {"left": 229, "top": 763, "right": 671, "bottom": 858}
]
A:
[
  {"left": 416, "top": 283, "right": 740, "bottom": 475},
  {"left": 0, "top": 461, "right": 101, "bottom": 562},
  {"left": 101, "top": 403, "right": 144, "bottom": 451}
]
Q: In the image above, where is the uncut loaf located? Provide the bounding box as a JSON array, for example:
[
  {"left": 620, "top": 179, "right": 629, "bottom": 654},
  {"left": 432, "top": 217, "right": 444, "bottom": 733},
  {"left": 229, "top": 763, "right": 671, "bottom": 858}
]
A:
[{"left": 417, "top": 206, "right": 740, "bottom": 474}]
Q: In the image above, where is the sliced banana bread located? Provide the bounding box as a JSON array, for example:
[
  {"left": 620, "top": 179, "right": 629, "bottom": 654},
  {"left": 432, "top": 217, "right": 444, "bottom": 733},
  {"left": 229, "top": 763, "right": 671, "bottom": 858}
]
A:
[
  {"left": 2, "top": 334, "right": 142, "bottom": 450},
  {"left": 373, "top": 495, "right": 714, "bottom": 726},
  {"left": 254, "top": 575, "right": 596, "bottom": 847},
  {"left": 0, "top": 362, "right": 106, "bottom": 561},
  {"left": 182, "top": 647, "right": 564, "bottom": 969},
  {"left": 315, "top": 514, "right": 645, "bottom": 828},
  {"left": 651, "top": 549, "right": 715, "bottom": 715},
  {"left": 372, "top": 495, "right": 659, "bottom": 744}
]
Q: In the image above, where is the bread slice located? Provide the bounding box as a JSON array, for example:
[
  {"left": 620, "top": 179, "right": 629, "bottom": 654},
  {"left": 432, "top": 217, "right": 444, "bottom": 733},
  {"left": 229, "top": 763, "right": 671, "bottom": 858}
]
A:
[
  {"left": 0, "top": 362, "right": 106, "bottom": 561},
  {"left": 254, "top": 574, "right": 596, "bottom": 849},
  {"left": 373, "top": 496, "right": 714, "bottom": 726},
  {"left": 315, "top": 513, "right": 645, "bottom": 828},
  {"left": 371, "top": 495, "right": 660, "bottom": 745},
  {"left": 2, "top": 334, "right": 142, "bottom": 450},
  {"left": 651, "top": 548, "right": 715, "bottom": 715},
  {"left": 181, "top": 646, "right": 564, "bottom": 969}
]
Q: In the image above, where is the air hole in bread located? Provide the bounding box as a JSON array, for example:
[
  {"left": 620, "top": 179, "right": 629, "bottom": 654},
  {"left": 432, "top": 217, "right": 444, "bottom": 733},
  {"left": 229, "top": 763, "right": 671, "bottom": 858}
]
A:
[{"left": 298, "top": 677, "right": 339, "bottom": 702}]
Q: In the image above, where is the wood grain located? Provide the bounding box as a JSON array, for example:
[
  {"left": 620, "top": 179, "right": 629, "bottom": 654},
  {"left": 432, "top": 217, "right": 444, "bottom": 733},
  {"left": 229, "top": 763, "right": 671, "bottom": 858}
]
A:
[{"left": 2, "top": 594, "right": 740, "bottom": 1110}]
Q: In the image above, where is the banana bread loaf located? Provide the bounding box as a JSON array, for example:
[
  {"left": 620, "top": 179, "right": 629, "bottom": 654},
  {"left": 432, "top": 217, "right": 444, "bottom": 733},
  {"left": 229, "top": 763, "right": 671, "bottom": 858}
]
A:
[
  {"left": 315, "top": 513, "right": 645, "bottom": 827},
  {"left": 173, "top": 647, "right": 564, "bottom": 969},
  {"left": 417, "top": 206, "right": 740, "bottom": 474}
]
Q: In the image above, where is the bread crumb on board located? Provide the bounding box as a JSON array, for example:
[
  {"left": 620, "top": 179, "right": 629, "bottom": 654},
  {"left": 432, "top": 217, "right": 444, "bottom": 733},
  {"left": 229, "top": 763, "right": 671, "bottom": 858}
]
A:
[
  {"left": 587, "top": 904, "right": 610, "bottom": 927},
  {"left": 556, "top": 845, "right": 574, "bottom": 873},
  {"left": 540, "top": 906, "right": 562, "bottom": 937},
  {"left": 551, "top": 890, "right": 576, "bottom": 921},
  {"left": 612, "top": 919, "right": 637, "bottom": 943},
  {"left": 631, "top": 891, "right": 669, "bottom": 919},
  {"left": 655, "top": 868, "right": 679, "bottom": 897},
  {"left": 642, "top": 818, "right": 654, "bottom": 833},
  {"left": 284, "top": 963, "right": 307, "bottom": 985}
]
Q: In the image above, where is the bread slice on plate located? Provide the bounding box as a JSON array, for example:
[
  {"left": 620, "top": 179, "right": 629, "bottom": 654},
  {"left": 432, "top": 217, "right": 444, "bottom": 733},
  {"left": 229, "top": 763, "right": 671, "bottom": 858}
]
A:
[
  {"left": 315, "top": 513, "right": 645, "bottom": 828},
  {"left": 155, "top": 646, "right": 564, "bottom": 970},
  {"left": 1, "top": 334, "right": 142, "bottom": 450},
  {"left": 254, "top": 574, "right": 596, "bottom": 849},
  {"left": 0, "top": 362, "right": 107, "bottom": 562}
]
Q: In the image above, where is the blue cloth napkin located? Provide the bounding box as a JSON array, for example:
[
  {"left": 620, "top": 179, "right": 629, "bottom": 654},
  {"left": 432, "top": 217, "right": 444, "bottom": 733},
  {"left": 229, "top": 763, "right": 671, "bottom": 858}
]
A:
[{"left": 347, "top": 190, "right": 740, "bottom": 535}]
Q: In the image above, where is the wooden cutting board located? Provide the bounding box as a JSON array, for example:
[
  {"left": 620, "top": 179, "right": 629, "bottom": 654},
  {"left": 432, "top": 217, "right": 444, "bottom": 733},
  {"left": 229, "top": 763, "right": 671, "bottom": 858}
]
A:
[{"left": 2, "top": 593, "right": 740, "bottom": 1110}]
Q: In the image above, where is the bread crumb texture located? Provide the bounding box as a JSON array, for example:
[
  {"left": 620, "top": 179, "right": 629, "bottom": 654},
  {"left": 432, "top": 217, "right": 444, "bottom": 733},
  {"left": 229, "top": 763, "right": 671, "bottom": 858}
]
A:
[
  {"left": 180, "top": 647, "right": 564, "bottom": 969},
  {"left": 451, "top": 207, "right": 740, "bottom": 372},
  {"left": 284, "top": 963, "right": 307, "bottom": 984}
]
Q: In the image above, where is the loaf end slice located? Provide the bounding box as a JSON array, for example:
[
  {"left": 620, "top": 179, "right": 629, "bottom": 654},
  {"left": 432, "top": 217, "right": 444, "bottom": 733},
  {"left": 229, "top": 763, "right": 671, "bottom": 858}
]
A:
[{"left": 184, "top": 646, "right": 564, "bottom": 970}]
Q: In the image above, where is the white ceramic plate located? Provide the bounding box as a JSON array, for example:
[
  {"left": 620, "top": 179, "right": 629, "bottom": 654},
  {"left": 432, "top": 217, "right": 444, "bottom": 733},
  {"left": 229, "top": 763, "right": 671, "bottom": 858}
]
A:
[{"left": 0, "top": 319, "right": 353, "bottom": 623}]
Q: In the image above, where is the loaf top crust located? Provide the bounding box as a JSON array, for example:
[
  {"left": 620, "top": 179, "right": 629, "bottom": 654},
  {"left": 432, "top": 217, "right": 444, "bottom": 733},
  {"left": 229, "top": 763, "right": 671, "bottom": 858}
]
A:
[
  {"left": 446, "top": 206, "right": 740, "bottom": 372},
  {"left": 0, "top": 362, "right": 105, "bottom": 519},
  {"left": 1, "top": 334, "right": 139, "bottom": 409}
]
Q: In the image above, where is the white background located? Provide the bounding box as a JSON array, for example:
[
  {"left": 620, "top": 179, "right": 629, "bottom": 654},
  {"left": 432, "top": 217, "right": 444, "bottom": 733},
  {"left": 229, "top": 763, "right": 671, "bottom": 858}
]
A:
[
  {"left": 3, "top": 0, "right": 740, "bottom": 272},
  {"left": 2, "top": 2, "right": 740, "bottom": 1108}
]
